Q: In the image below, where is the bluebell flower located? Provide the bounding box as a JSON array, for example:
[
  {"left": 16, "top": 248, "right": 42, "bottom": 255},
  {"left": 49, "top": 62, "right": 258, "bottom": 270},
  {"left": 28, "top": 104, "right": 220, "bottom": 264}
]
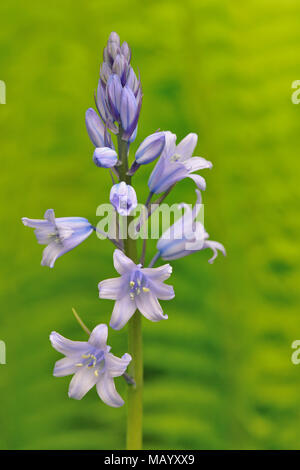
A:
[
  {"left": 148, "top": 131, "right": 212, "bottom": 194},
  {"left": 22, "top": 209, "right": 93, "bottom": 268},
  {"left": 93, "top": 147, "right": 118, "bottom": 168},
  {"left": 135, "top": 132, "right": 166, "bottom": 165},
  {"left": 98, "top": 249, "right": 175, "bottom": 330},
  {"left": 50, "top": 324, "right": 131, "bottom": 407},
  {"left": 157, "top": 190, "right": 226, "bottom": 263},
  {"left": 110, "top": 182, "right": 138, "bottom": 216}
]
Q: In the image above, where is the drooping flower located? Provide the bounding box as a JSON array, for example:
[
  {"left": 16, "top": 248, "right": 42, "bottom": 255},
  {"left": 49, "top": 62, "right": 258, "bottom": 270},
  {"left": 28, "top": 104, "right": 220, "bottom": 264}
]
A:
[
  {"left": 93, "top": 147, "right": 118, "bottom": 168},
  {"left": 110, "top": 182, "right": 138, "bottom": 216},
  {"left": 98, "top": 249, "right": 175, "bottom": 330},
  {"left": 157, "top": 190, "right": 226, "bottom": 263},
  {"left": 22, "top": 209, "right": 93, "bottom": 268},
  {"left": 148, "top": 131, "right": 212, "bottom": 194},
  {"left": 50, "top": 324, "right": 131, "bottom": 407}
]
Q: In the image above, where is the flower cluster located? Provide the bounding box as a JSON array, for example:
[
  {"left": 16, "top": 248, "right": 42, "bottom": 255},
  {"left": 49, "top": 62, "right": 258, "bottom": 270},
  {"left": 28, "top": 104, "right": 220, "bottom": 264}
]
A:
[{"left": 22, "top": 32, "right": 225, "bottom": 409}]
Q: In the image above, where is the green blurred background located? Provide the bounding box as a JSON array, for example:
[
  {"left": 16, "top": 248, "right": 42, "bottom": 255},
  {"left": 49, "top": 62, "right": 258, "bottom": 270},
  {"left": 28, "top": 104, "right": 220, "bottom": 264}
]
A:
[{"left": 1, "top": 0, "right": 300, "bottom": 450}]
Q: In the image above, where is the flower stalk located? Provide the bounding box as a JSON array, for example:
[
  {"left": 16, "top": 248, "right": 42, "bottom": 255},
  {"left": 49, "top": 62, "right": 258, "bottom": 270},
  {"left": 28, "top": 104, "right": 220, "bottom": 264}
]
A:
[{"left": 118, "top": 126, "right": 143, "bottom": 450}]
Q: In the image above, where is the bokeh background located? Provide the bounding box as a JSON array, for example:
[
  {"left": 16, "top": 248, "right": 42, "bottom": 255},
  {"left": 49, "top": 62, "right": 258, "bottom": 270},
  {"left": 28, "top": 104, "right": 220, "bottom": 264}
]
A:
[{"left": 1, "top": 0, "right": 300, "bottom": 450}]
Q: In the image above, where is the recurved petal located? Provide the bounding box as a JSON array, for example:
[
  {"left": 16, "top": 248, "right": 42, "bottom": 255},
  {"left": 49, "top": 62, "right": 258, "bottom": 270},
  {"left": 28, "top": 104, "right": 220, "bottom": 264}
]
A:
[
  {"left": 88, "top": 324, "right": 108, "bottom": 349},
  {"left": 22, "top": 217, "right": 51, "bottom": 229},
  {"left": 44, "top": 209, "right": 56, "bottom": 224},
  {"left": 98, "top": 276, "right": 125, "bottom": 300},
  {"left": 109, "top": 295, "right": 136, "bottom": 330},
  {"left": 105, "top": 352, "right": 132, "bottom": 377},
  {"left": 53, "top": 357, "right": 77, "bottom": 377},
  {"left": 135, "top": 291, "right": 168, "bottom": 322},
  {"left": 149, "top": 280, "right": 175, "bottom": 300},
  {"left": 96, "top": 374, "right": 124, "bottom": 407},
  {"left": 68, "top": 368, "right": 98, "bottom": 400},
  {"left": 141, "top": 263, "right": 172, "bottom": 281},
  {"left": 113, "top": 249, "right": 136, "bottom": 275},
  {"left": 176, "top": 133, "right": 198, "bottom": 160},
  {"left": 184, "top": 157, "right": 213, "bottom": 172},
  {"left": 203, "top": 240, "right": 226, "bottom": 264},
  {"left": 188, "top": 174, "right": 206, "bottom": 191},
  {"left": 50, "top": 331, "right": 89, "bottom": 357}
]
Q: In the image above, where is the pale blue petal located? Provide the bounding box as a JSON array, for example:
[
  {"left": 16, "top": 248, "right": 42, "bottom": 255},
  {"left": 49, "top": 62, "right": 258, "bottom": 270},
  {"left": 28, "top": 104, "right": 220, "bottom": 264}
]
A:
[
  {"left": 109, "top": 295, "right": 136, "bottom": 330},
  {"left": 176, "top": 133, "right": 198, "bottom": 160},
  {"left": 141, "top": 263, "right": 172, "bottom": 281},
  {"left": 203, "top": 240, "right": 226, "bottom": 264},
  {"left": 149, "top": 280, "right": 175, "bottom": 300},
  {"left": 161, "top": 131, "right": 177, "bottom": 159},
  {"left": 68, "top": 368, "right": 98, "bottom": 400},
  {"left": 184, "top": 157, "right": 212, "bottom": 172},
  {"left": 188, "top": 173, "right": 206, "bottom": 190},
  {"left": 98, "top": 277, "right": 126, "bottom": 300},
  {"left": 105, "top": 352, "right": 132, "bottom": 377},
  {"left": 135, "top": 291, "right": 168, "bottom": 322},
  {"left": 88, "top": 324, "right": 108, "bottom": 349},
  {"left": 50, "top": 331, "right": 89, "bottom": 357},
  {"left": 53, "top": 357, "right": 77, "bottom": 377},
  {"left": 96, "top": 374, "right": 124, "bottom": 407},
  {"left": 113, "top": 249, "right": 136, "bottom": 275}
]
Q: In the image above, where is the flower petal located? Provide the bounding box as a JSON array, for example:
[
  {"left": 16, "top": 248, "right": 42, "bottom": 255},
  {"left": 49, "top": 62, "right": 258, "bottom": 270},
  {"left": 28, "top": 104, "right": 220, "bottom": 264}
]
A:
[
  {"left": 109, "top": 295, "right": 136, "bottom": 330},
  {"left": 203, "top": 240, "right": 226, "bottom": 264},
  {"left": 135, "top": 291, "right": 168, "bottom": 322},
  {"left": 135, "top": 132, "right": 165, "bottom": 165},
  {"left": 162, "top": 131, "right": 177, "bottom": 159},
  {"left": 113, "top": 249, "right": 136, "bottom": 275},
  {"left": 98, "top": 277, "right": 126, "bottom": 300},
  {"left": 105, "top": 352, "right": 132, "bottom": 377},
  {"left": 88, "top": 324, "right": 108, "bottom": 349},
  {"left": 50, "top": 331, "right": 88, "bottom": 357},
  {"left": 53, "top": 357, "right": 77, "bottom": 377},
  {"left": 184, "top": 157, "right": 212, "bottom": 172},
  {"left": 176, "top": 133, "right": 198, "bottom": 160},
  {"left": 41, "top": 242, "right": 63, "bottom": 268},
  {"left": 120, "top": 85, "right": 137, "bottom": 133},
  {"left": 188, "top": 174, "right": 206, "bottom": 190},
  {"left": 149, "top": 280, "right": 175, "bottom": 300},
  {"left": 68, "top": 368, "right": 98, "bottom": 400},
  {"left": 96, "top": 374, "right": 124, "bottom": 407},
  {"left": 85, "top": 108, "right": 105, "bottom": 147},
  {"left": 141, "top": 263, "right": 172, "bottom": 281},
  {"left": 93, "top": 147, "right": 118, "bottom": 168}
]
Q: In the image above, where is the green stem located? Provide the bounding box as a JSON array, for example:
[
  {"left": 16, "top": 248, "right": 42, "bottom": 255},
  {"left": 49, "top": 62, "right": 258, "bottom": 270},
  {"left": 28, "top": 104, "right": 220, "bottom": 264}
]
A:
[{"left": 117, "top": 128, "right": 143, "bottom": 450}]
